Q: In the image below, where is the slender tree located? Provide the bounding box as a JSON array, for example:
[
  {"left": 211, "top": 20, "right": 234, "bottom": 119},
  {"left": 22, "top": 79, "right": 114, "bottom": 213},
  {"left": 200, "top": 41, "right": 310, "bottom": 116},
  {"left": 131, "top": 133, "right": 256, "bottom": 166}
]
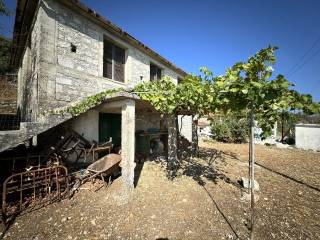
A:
[
  {"left": 63, "top": 46, "right": 319, "bottom": 239},
  {"left": 213, "top": 46, "right": 319, "bottom": 239}
]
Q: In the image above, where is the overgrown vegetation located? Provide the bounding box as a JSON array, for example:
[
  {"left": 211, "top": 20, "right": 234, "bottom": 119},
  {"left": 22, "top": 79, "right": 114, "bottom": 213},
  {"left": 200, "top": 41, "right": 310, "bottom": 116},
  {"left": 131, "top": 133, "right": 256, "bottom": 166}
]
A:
[
  {"left": 210, "top": 116, "right": 249, "bottom": 143},
  {"left": 135, "top": 47, "right": 319, "bottom": 136},
  {"left": 0, "top": 36, "right": 12, "bottom": 74},
  {"left": 60, "top": 46, "right": 320, "bottom": 134},
  {"left": 0, "top": 0, "right": 12, "bottom": 74},
  {"left": 57, "top": 88, "right": 123, "bottom": 116}
]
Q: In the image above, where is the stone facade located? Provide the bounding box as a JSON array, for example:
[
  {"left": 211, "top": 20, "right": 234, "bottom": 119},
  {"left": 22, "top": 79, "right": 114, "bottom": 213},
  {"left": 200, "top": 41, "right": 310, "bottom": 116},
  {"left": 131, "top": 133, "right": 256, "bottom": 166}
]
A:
[
  {"left": 9, "top": 0, "right": 193, "bottom": 156},
  {"left": 16, "top": 0, "right": 183, "bottom": 121},
  {"left": 56, "top": 6, "right": 101, "bottom": 77},
  {"left": 17, "top": 7, "right": 41, "bottom": 121},
  {"left": 136, "top": 112, "right": 161, "bottom": 131},
  {"left": 15, "top": 0, "right": 190, "bottom": 143}
]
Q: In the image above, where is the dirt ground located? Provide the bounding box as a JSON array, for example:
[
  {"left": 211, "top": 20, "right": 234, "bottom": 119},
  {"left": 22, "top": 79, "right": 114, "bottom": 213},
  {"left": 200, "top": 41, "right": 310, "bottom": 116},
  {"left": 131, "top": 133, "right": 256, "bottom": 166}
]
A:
[{"left": 1, "top": 141, "right": 320, "bottom": 240}]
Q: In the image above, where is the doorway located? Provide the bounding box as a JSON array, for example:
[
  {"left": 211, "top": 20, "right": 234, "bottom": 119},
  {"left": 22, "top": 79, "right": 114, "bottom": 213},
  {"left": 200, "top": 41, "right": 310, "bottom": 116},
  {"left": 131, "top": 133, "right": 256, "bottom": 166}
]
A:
[{"left": 99, "top": 113, "right": 122, "bottom": 148}]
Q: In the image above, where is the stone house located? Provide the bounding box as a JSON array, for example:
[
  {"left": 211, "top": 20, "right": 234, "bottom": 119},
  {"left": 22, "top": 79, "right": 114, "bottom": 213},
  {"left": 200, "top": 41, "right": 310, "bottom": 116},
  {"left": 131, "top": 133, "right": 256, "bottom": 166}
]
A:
[{"left": 0, "top": 0, "right": 193, "bottom": 188}]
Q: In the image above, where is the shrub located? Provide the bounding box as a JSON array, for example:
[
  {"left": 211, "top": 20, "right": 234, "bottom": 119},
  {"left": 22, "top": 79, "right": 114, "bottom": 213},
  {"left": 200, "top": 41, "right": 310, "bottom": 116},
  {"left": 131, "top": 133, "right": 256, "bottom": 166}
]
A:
[{"left": 210, "top": 117, "right": 249, "bottom": 143}]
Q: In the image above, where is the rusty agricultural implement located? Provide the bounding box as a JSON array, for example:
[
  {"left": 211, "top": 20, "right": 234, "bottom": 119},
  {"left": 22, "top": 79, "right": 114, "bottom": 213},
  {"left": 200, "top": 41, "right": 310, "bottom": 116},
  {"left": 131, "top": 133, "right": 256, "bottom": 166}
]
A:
[
  {"left": 70, "top": 154, "right": 121, "bottom": 195},
  {"left": 2, "top": 165, "right": 69, "bottom": 222}
]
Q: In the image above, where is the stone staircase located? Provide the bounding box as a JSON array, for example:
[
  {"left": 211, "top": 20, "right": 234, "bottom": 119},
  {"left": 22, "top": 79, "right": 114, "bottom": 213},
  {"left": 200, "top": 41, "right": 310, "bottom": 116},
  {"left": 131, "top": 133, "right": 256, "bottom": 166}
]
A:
[
  {"left": 0, "top": 90, "right": 136, "bottom": 153},
  {"left": 0, "top": 114, "right": 72, "bottom": 152}
]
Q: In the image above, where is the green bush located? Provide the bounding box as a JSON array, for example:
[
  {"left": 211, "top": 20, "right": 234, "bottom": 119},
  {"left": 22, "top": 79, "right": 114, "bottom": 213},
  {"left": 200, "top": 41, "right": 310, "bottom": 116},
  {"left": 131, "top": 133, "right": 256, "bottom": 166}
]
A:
[{"left": 210, "top": 117, "right": 249, "bottom": 143}]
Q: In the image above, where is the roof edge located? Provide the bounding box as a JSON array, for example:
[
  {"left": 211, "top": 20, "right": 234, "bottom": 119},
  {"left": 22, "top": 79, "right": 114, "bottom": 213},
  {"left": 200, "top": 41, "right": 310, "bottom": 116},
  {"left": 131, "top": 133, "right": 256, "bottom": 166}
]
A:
[
  {"left": 12, "top": 0, "right": 188, "bottom": 77},
  {"left": 60, "top": 0, "right": 187, "bottom": 77}
]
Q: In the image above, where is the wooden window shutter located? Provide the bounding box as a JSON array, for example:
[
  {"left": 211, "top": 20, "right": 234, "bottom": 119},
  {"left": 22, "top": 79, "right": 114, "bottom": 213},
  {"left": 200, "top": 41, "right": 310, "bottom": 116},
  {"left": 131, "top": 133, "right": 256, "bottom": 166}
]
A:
[
  {"left": 150, "top": 64, "right": 157, "bottom": 81},
  {"left": 150, "top": 64, "right": 161, "bottom": 80},
  {"left": 103, "top": 41, "right": 113, "bottom": 79},
  {"left": 114, "top": 46, "right": 125, "bottom": 82},
  {"left": 157, "top": 67, "right": 161, "bottom": 80}
]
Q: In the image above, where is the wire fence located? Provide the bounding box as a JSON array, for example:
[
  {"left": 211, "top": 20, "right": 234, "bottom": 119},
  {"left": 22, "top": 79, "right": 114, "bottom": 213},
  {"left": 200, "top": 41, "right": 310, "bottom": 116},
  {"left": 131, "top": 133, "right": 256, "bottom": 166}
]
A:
[
  {"left": 0, "top": 73, "right": 17, "bottom": 100},
  {"left": 0, "top": 73, "right": 19, "bottom": 130}
]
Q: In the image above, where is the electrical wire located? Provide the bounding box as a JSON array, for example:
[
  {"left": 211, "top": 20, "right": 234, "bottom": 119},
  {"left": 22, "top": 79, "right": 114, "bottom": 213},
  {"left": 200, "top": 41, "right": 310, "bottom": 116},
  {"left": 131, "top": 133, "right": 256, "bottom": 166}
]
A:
[
  {"left": 287, "top": 35, "right": 320, "bottom": 77},
  {"left": 288, "top": 47, "right": 320, "bottom": 77}
]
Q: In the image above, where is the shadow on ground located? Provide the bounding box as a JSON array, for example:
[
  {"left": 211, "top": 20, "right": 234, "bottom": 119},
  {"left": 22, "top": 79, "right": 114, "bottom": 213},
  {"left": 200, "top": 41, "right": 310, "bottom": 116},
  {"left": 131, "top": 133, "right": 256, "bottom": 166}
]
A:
[
  {"left": 212, "top": 146, "right": 320, "bottom": 193},
  {"left": 180, "top": 147, "right": 241, "bottom": 187},
  {"left": 151, "top": 145, "right": 241, "bottom": 188}
]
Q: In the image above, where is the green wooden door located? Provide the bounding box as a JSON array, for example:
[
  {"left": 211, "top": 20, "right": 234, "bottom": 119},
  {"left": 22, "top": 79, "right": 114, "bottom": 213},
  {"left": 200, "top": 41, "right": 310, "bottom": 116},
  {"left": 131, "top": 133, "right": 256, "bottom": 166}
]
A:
[{"left": 99, "top": 113, "right": 122, "bottom": 148}]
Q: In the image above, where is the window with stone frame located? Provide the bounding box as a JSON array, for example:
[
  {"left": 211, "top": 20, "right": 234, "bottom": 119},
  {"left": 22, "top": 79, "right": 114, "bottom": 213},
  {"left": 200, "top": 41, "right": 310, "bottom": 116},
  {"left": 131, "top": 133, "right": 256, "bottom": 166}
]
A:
[
  {"left": 150, "top": 63, "right": 162, "bottom": 81},
  {"left": 103, "top": 40, "right": 125, "bottom": 82}
]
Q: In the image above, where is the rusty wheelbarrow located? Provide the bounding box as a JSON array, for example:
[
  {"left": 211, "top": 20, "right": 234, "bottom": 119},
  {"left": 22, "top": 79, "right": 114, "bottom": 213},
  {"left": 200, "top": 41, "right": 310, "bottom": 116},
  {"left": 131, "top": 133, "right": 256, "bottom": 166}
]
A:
[
  {"left": 87, "top": 153, "right": 121, "bottom": 182},
  {"left": 70, "top": 154, "right": 121, "bottom": 196}
]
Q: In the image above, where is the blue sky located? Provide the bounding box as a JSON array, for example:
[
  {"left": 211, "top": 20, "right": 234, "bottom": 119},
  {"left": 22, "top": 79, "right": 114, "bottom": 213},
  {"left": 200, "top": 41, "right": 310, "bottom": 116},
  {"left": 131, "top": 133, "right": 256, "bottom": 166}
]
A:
[{"left": 1, "top": 0, "right": 319, "bottom": 101}]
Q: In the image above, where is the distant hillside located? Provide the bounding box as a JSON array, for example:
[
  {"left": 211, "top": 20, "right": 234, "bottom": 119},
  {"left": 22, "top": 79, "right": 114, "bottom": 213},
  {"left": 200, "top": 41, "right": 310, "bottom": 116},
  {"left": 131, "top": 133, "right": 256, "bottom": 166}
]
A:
[
  {"left": 0, "top": 35, "right": 12, "bottom": 74},
  {"left": 0, "top": 74, "right": 17, "bottom": 114},
  {"left": 0, "top": 35, "right": 17, "bottom": 114}
]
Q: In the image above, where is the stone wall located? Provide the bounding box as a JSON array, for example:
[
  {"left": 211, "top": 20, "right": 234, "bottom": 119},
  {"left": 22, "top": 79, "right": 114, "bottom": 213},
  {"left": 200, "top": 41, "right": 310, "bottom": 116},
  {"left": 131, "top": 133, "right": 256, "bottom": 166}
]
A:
[
  {"left": 44, "top": 0, "right": 180, "bottom": 107},
  {"left": 56, "top": 5, "right": 101, "bottom": 77},
  {"left": 71, "top": 110, "right": 99, "bottom": 142},
  {"left": 52, "top": 0, "right": 180, "bottom": 86},
  {"left": 54, "top": 69, "right": 117, "bottom": 102},
  {"left": 14, "top": 0, "right": 190, "bottom": 140},
  {"left": 14, "top": 0, "right": 181, "bottom": 118},
  {"left": 16, "top": 5, "right": 42, "bottom": 122},
  {"left": 136, "top": 111, "right": 161, "bottom": 131},
  {"left": 17, "top": 44, "right": 31, "bottom": 120}
]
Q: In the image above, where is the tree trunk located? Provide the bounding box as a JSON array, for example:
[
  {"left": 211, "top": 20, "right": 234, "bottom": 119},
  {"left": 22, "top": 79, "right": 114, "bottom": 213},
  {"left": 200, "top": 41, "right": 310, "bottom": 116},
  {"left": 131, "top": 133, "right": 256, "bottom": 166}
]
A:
[
  {"left": 175, "top": 114, "right": 179, "bottom": 144},
  {"left": 249, "top": 111, "right": 255, "bottom": 240},
  {"left": 191, "top": 115, "right": 199, "bottom": 157},
  {"left": 167, "top": 114, "right": 178, "bottom": 178}
]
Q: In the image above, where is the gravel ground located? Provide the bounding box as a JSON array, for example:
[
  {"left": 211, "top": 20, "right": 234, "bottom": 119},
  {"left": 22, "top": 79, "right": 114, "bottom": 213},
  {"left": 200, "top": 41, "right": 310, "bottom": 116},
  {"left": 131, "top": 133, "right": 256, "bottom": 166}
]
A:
[{"left": 1, "top": 141, "right": 319, "bottom": 240}]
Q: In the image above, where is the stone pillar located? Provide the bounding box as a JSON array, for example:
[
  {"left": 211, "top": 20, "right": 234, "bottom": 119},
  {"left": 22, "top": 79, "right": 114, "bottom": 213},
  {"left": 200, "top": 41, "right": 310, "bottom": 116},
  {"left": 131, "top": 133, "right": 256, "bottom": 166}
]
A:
[
  {"left": 121, "top": 99, "right": 136, "bottom": 189},
  {"left": 167, "top": 115, "right": 178, "bottom": 177}
]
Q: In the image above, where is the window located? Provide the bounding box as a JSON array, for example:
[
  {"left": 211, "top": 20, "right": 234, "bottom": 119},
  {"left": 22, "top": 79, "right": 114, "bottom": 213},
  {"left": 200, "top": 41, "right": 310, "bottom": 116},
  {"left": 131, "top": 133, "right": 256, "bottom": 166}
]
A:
[
  {"left": 103, "top": 40, "right": 125, "bottom": 82},
  {"left": 70, "top": 43, "right": 77, "bottom": 53},
  {"left": 178, "top": 77, "right": 183, "bottom": 84},
  {"left": 150, "top": 63, "right": 162, "bottom": 81}
]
